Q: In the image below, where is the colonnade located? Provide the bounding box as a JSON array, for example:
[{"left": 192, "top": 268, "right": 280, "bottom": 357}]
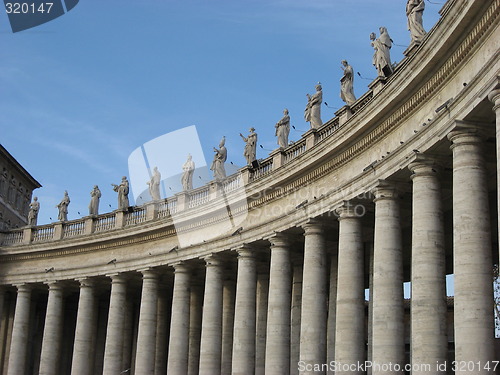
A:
[{"left": 0, "top": 124, "right": 497, "bottom": 375}]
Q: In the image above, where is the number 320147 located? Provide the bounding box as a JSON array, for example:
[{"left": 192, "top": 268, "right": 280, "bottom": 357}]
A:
[{"left": 5, "top": 3, "right": 54, "bottom": 14}]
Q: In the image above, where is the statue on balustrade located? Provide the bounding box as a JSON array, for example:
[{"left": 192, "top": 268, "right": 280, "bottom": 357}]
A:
[
  {"left": 304, "top": 83, "right": 323, "bottom": 129},
  {"left": 147, "top": 167, "right": 161, "bottom": 201},
  {"left": 28, "top": 196, "right": 40, "bottom": 226},
  {"left": 240, "top": 127, "right": 258, "bottom": 165},
  {"left": 340, "top": 60, "right": 356, "bottom": 106},
  {"left": 407, "top": 0, "right": 426, "bottom": 45},
  {"left": 181, "top": 154, "right": 195, "bottom": 191},
  {"left": 56, "top": 191, "right": 70, "bottom": 221},
  {"left": 275, "top": 108, "right": 290, "bottom": 148},
  {"left": 370, "top": 27, "right": 393, "bottom": 77},
  {"left": 210, "top": 137, "right": 227, "bottom": 180},
  {"left": 112, "top": 176, "right": 130, "bottom": 210},
  {"left": 89, "top": 185, "right": 101, "bottom": 216}
]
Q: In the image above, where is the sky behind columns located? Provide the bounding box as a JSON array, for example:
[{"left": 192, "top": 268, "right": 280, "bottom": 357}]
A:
[{"left": 0, "top": 0, "right": 443, "bottom": 225}]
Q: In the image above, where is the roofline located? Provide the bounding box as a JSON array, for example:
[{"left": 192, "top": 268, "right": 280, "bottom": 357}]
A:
[{"left": 0, "top": 144, "right": 42, "bottom": 189}]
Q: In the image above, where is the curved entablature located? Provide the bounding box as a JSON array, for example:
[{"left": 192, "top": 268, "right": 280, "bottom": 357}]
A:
[{"left": 0, "top": 0, "right": 498, "bottom": 279}]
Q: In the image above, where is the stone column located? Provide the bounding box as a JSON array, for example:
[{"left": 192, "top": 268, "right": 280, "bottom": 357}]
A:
[
  {"left": 71, "top": 278, "right": 97, "bottom": 375},
  {"left": 335, "top": 204, "right": 365, "bottom": 374},
  {"left": 188, "top": 279, "right": 203, "bottom": 375},
  {"left": 39, "top": 282, "right": 65, "bottom": 375},
  {"left": 290, "top": 262, "right": 303, "bottom": 375},
  {"left": 265, "top": 234, "right": 292, "bottom": 374},
  {"left": 366, "top": 242, "right": 374, "bottom": 375},
  {"left": 448, "top": 127, "right": 495, "bottom": 368},
  {"left": 255, "top": 265, "right": 269, "bottom": 375},
  {"left": 371, "top": 183, "right": 405, "bottom": 374},
  {"left": 102, "top": 274, "right": 127, "bottom": 375},
  {"left": 155, "top": 278, "right": 170, "bottom": 375},
  {"left": 300, "top": 220, "right": 327, "bottom": 374},
  {"left": 7, "top": 284, "right": 31, "bottom": 375},
  {"left": 199, "top": 255, "right": 224, "bottom": 374},
  {"left": 326, "top": 251, "right": 338, "bottom": 375},
  {"left": 409, "top": 157, "right": 447, "bottom": 372},
  {"left": 232, "top": 247, "right": 257, "bottom": 375},
  {"left": 221, "top": 277, "right": 236, "bottom": 375},
  {"left": 167, "top": 263, "right": 191, "bottom": 375},
  {"left": 135, "top": 269, "right": 159, "bottom": 375},
  {"left": 488, "top": 87, "right": 500, "bottom": 253}
]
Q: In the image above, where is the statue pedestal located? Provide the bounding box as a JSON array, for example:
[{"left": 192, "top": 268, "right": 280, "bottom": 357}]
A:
[
  {"left": 304, "top": 129, "right": 319, "bottom": 150},
  {"left": 146, "top": 202, "right": 159, "bottom": 221},
  {"left": 335, "top": 106, "right": 354, "bottom": 126},
  {"left": 209, "top": 181, "right": 222, "bottom": 200},
  {"left": 83, "top": 216, "right": 95, "bottom": 235},
  {"left": 404, "top": 41, "right": 421, "bottom": 57},
  {"left": 114, "top": 210, "right": 126, "bottom": 229},
  {"left": 368, "top": 76, "right": 387, "bottom": 96},
  {"left": 175, "top": 192, "right": 189, "bottom": 212},
  {"left": 53, "top": 222, "right": 63, "bottom": 240},
  {"left": 270, "top": 149, "right": 286, "bottom": 170},
  {"left": 22, "top": 227, "right": 32, "bottom": 244}
]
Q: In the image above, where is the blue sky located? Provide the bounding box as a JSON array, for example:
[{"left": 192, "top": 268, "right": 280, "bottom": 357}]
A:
[{"left": 0, "top": 0, "right": 443, "bottom": 225}]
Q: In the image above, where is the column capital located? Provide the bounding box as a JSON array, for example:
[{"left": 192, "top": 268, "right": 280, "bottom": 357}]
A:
[
  {"left": 171, "top": 261, "right": 191, "bottom": 274},
  {"left": 106, "top": 273, "right": 127, "bottom": 284},
  {"left": 302, "top": 218, "right": 324, "bottom": 236},
  {"left": 268, "top": 232, "right": 289, "bottom": 248},
  {"left": 335, "top": 200, "right": 363, "bottom": 220},
  {"left": 371, "top": 181, "right": 399, "bottom": 202},
  {"left": 76, "top": 277, "right": 96, "bottom": 288},
  {"left": 487, "top": 77, "right": 500, "bottom": 109},
  {"left": 409, "top": 155, "right": 441, "bottom": 179},
  {"left": 203, "top": 254, "right": 224, "bottom": 268},
  {"left": 447, "top": 121, "right": 487, "bottom": 148},
  {"left": 14, "top": 283, "right": 32, "bottom": 293},
  {"left": 235, "top": 245, "right": 256, "bottom": 259},
  {"left": 138, "top": 268, "right": 159, "bottom": 279},
  {"left": 44, "top": 281, "right": 64, "bottom": 291}
]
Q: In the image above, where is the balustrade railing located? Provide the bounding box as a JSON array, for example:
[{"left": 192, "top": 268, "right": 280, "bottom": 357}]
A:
[
  {"left": 251, "top": 159, "right": 273, "bottom": 181},
  {"left": 33, "top": 225, "right": 55, "bottom": 242},
  {"left": 95, "top": 213, "right": 116, "bottom": 233},
  {"left": 158, "top": 198, "right": 177, "bottom": 217},
  {"left": 125, "top": 207, "right": 147, "bottom": 226},
  {"left": 63, "top": 220, "right": 85, "bottom": 238},
  {"left": 284, "top": 140, "right": 307, "bottom": 164},
  {"left": 223, "top": 173, "right": 242, "bottom": 193},
  {"left": 188, "top": 187, "right": 210, "bottom": 208},
  {"left": 1, "top": 229, "right": 23, "bottom": 246}
]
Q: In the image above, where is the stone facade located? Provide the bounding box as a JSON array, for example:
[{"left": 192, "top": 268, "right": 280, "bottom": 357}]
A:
[
  {"left": 0, "top": 144, "right": 41, "bottom": 231},
  {"left": 0, "top": 0, "right": 499, "bottom": 374}
]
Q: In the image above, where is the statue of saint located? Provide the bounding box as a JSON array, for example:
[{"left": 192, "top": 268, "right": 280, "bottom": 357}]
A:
[
  {"left": 304, "top": 83, "right": 323, "bottom": 129},
  {"left": 181, "top": 154, "right": 195, "bottom": 191},
  {"left": 210, "top": 137, "right": 227, "bottom": 180},
  {"left": 240, "top": 128, "right": 258, "bottom": 165},
  {"left": 112, "top": 176, "right": 130, "bottom": 210},
  {"left": 56, "top": 191, "right": 70, "bottom": 221},
  {"left": 275, "top": 108, "right": 290, "bottom": 148},
  {"left": 147, "top": 167, "right": 161, "bottom": 201},
  {"left": 406, "top": 0, "right": 426, "bottom": 44},
  {"left": 370, "top": 27, "right": 393, "bottom": 77},
  {"left": 340, "top": 60, "right": 356, "bottom": 106},
  {"left": 28, "top": 196, "right": 40, "bottom": 226},
  {"left": 89, "top": 185, "right": 101, "bottom": 215}
]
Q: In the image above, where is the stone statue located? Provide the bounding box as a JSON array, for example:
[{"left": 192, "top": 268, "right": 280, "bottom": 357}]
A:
[
  {"left": 56, "top": 191, "right": 70, "bottom": 221},
  {"left": 181, "top": 154, "right": 195, "bottom": 191},
  {"left": 240, "top": 128, "right": 258, "bottom": 165},
  {"left": 147, "top": 167, "right": 161, "bottom": 201},
  {"left": 275, "top": 108, "right": 290, "bottom": 148},
  {"left": 304, "top": 83, "right": 323, "bottom": 129},
  {"left": 89, "top": 185, "right": 101, "bottom": 215},
  {"left": 406, "top": 0, "right": 426, "bottom": 45},
  {"left": 210, "top": 137, "right": 227, "bottom": 180},
  {"left": 340, "top": 60, "right": 356, "bottom": 106},
  {"left": 370, "top": 27, "right": 393, "bottom": 77},
  {"left": 28, "top": 196, "right": 40, "bottom": 226},
  {"left": 112, "top": 176, "right": 130, "bottom": 210}
]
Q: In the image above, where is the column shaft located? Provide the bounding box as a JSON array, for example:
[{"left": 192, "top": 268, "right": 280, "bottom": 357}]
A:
[
  {"left": 290, "top": 263, "right": 303, "bottom": 375},
  {"left": 221, "top": 278, "right": 236, "bottom": 375},
  {"left": 7, "top": 284, "right": 31, "bottom": 375},
  {"left": 39, "top": 282, "right": 65, "bottom": 375},
  {"left": 409, "top": 159, "right": 447, "bottom": 373},
  {"left": 335, "top": 206, "right": 365, "bottom": 374},
  {"left": 135, "top": 270, "right": 159, "bottom": 375},
  {"left": 154, "top": 280, "right": 170, "bottom": 375},
  {"left": 326, "top": 252, "right": 338, "bottom": 375},
  {"left": 102, "top": 274, "right": 127, "bottom": 375},
  {"left": 199, "top": 256, "right": 224, "bottom": 374},
  {"left": 265, "top": 235, "right": 292, "bottom": 374},
  {"left": 71, "top": 278, "right": 97, "bottom": 375},
  {"left": 300, "top": 221, "right": 327, "bottom": 374},
  {"left": 188, "top": 280, "right": 203, "bottom": 375},
  {"left": 232, "top": 248, "right": 257, "bottom": 375},
  {"left": 255, "top": 268, "right": 269, "bottom": 375},
  {"left": 167, "top": 263, "right": 191, "bottom": 375},
  {"left": 448, "top": 128, "right": 495, "bottom": 369},
  {"left": 372, "top": 184, "right": 405, "bottom": 374}
]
